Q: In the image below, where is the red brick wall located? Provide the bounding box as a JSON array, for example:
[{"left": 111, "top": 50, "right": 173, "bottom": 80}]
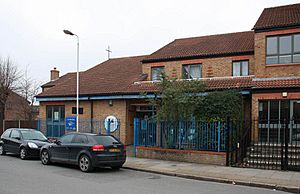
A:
[
  {"left": 136, "top": 146, "right": 226, "bottom": 166},
  {"left": 254, "top": 28, "right": 300, "bottom": 78}
]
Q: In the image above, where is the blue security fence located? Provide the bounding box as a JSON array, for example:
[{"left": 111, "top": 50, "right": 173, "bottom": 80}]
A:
[
  {"left": 134, "top": 117, "right": 247, "bottom": 154},
  {"left": 38, "top": 119, "right": 121, "bottom": 139}
]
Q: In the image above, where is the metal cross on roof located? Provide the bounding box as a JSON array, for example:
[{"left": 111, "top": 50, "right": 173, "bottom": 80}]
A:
[{"left": 106, "top": 46, "right": 112, "bottom": 59}]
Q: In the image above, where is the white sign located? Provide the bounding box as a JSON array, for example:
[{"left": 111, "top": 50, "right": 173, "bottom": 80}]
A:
[{"left": 104, "top": 115, "right": 119, "bottom": 133}]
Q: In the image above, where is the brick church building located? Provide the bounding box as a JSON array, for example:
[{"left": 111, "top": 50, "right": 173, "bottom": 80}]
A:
[{"left": 36, "top": 3, "right": 300, "bottom": 164}]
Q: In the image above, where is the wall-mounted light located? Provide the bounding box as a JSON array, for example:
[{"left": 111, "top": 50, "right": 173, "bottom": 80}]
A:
[
  {"left": 282, "top": 92, "right": 288, "bottom": 98},
  {"left": 109, "top": 100, "right": 113, "bottom": 106}
]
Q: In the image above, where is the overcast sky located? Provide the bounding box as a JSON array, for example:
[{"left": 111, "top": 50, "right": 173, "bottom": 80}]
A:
[{"left": 0, "top": 0, "right": 299, "bottom": 84}]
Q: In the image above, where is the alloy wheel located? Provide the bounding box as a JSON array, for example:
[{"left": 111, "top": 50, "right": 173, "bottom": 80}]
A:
[
  {"left": 20, "top": 148, "right": 26, "bottom": 160},
  {"left": 79, "top": 155, "right": 91, "bottom": 172},
  {"left": 41, "top": 150, "right": 50, "bottom": 165}
]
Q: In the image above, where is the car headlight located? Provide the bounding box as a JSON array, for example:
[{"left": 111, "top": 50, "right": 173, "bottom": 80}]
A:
[{"left": 28, "top": 142, "right": 38, "bottom": 149}]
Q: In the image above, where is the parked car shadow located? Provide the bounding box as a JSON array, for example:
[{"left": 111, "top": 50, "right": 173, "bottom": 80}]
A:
[
  {"left": 47, "top": 162, "right": 124, "bottom": 173},
  {"left": 3, "top": 153, "right": 40, "bottom": 160}
]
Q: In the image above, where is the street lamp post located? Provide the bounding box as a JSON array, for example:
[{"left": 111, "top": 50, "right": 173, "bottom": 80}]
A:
[{"left": 63, "top": 30, "right": 79, "bottom": 133}]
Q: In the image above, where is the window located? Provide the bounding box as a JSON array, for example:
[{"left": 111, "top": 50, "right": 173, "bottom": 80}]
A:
[
  {"left": 20, "top": 130, "right": 47, "bottom": 141},
  {"left": 151, "top": 67, "right": 164, "bottom": 81},
  {"left": 72, "top": 107, "right": 83, "bottom": 114},
  {"left": 259, "top": 100, "right": 290, "bottom": 123},
  {"left": 93, "top": 136, "right": 120, "bottom": 146},
  {"left": 60, "top": 134, "right": 75, "bottom": 144},
  {"left": 1, "top": 129, "right": 12, "bottom": 138},
  {"left": 72, "top": 134, "right": 88, "bottom": 144},
  {"left": 182, "top": 64, "right": 202, "bottom": 79},
  {"left": 266, "top": 33, "right": 300, "bottom": 64},
  {"left": 10, "top": 130, "right": 21, "bottom": 139},
  {"left": 232, "top": 61, "right": 249, "bottom": 76}
]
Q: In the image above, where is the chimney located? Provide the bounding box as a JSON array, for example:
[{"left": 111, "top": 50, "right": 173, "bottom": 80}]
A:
[{"left": 50, "top": 67, "right": 59, "bottom": 81}]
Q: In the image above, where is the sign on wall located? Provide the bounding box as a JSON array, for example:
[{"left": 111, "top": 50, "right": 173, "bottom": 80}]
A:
[
  {"left": 104, "top": 115, "right": 119, "bottom": 133},
  {"left": 66, "top": 116, "right": 76, "bottom": 130}
]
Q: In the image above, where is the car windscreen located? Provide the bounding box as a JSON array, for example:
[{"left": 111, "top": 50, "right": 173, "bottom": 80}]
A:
[
  {"left": 20, "top": 130, "right": 47, "bottom": 141},
  {"left": 93, "top": 136, "right": 120, "bottom": 146}
]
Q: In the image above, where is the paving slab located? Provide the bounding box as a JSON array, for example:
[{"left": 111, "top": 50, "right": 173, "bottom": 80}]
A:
[{"left": 124, "top": 157, "right": 300, "bottom": 193}]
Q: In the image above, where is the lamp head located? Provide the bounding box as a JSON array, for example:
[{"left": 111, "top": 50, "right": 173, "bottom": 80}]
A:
[{"left": 63, "top": 30, "right": 74, "bottom": 36}]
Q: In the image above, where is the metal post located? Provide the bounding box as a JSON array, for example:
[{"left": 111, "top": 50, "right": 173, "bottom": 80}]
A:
[
  {"left": 133, "top": 118, "right": 139, "bottom": 158},
  {"left": 63, "top": 30, "right": 79, "bottom": 133},
  {"left": 226, "top": 117, "right": 230, "bottom": 166},
  {"left": 218, "top": 121, "right": 221, "bottom": 152},
  {"left": 18, "top": 120, "right": 21, "bottom": 128},
  {"left": 38, "top": 119, "right": 40, "bottom": 131},
  {"left": 2, "top": 120, "right": 5, "bottom": 132},
  {"left": 76, "top": 35, "right": 79, "bottom": 133},
  {"left": 284, "top": 118, "right": 289, "bottom": 170}
]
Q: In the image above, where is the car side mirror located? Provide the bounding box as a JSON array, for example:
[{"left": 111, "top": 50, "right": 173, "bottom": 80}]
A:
[
  {"left": 55, "top": 140, "right": 61, "bottom": 145},
  {"left": 15, "top": 137, "right": 21, "bottom": 140}
]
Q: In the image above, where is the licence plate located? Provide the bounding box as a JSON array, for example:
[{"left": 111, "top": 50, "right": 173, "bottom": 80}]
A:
[{"left": 109, "top": 148, "right": 120, "bottom": 152}]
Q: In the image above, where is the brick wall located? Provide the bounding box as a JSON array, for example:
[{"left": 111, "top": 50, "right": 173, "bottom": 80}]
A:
[
  {"left": 142, "top": 55, "right": 254, "bottom": 80},
  {"left": 39, "top": 99, "right": 129, "bottom": 144},
  {"left": 93, "top": 100, "right": 127, "bottom": 143},
  {"left": 5, "top": 92, "right": 31, "bottom": 120},
  {"left": 254, "top": 28, "right": 300, "bottom": 78},
  {"left": 136, "top": 146, "right": 226, "bottom": 166}
]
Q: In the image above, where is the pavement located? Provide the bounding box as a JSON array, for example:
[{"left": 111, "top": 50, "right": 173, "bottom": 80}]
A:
[{"left": 124, "top": 157, "right": 300, "bottom": 193}]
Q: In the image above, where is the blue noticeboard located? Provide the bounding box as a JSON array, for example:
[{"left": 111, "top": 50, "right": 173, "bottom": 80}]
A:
[{"left": 66, "top": 116, "right": 76, "bottom": 130}]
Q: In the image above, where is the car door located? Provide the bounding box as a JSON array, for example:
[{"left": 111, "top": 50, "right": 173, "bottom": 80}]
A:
[
  {"left": 1, "top": 129, "right": 12, "bottom": 153},
  {"left": 50, "top": 134, "right": 75, "bottom": 162},
  {"left": 69, "top": 134, "right": 89, "bottom": 164},
  {"left": 8, "top": 129, "right": 22, "bottom": 154}
]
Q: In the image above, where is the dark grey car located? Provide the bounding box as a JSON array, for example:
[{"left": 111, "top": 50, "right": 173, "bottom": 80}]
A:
[
  {"left": 40, "top": 133, "right": 126, "bottom": 172},
  {"left": 0, "top": 128, "right": 49, "bottom": 159}
]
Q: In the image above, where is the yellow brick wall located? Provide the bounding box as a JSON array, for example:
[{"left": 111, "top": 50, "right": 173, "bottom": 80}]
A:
[
  {"left": 39, "top": 100, "right": 128, "bottom": 144},
  {"left": 142, "top": 55, "right": 255, "bottom": 80}
]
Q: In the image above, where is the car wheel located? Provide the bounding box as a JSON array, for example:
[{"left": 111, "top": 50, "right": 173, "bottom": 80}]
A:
[
  {"left": 79, "top": 154, "right": 94, "bottom": 172},
  {"left": 20, "top": 147, "right": 27, "bottom": 160},
  {"left": 41, "top": 150, "right": 51, "bottom": 165},
  {"left": 0, "top": 145, "right": 6, "bottom": 155},
  {"left": 111, "top": 165, "right": 122, "bottom": 170}
]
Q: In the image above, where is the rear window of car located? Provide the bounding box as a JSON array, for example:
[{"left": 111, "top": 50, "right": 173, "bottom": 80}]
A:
[{"left": 92, "top": 136, "right": 119, "bottom": 146}]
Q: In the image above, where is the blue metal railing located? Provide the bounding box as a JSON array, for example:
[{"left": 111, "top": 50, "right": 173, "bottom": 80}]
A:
[
  {"left": 37, "top": 119, "right": 121, "bottom": 139},
  {"left": 135, "top": 118, "right": 240, "bottom": 152}
]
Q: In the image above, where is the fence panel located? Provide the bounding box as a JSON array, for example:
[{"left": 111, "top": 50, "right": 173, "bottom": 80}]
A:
[
  {"left": 239, "top": 119, "right": 300, "bottom": 171},
  {"left": 135, "top": 118, "right": 240, "bottom": 153},
  {"left": 37, "top": 119, "right": 121, "bottom": 140},
  {"left": 2, "top": 120, "right": 38, "bottom": 131}
]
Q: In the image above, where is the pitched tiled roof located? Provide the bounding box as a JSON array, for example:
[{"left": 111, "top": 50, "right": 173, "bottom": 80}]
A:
[
  {"left": 142, "top": 31, "right": 254, "bottom": 63},
  {"left": 205, "top": 76, "right": 253, "bottom": 90},
  {"left": 253, "top": 77, "right": 300, "bottom": 89},
  {"left": 128, "top": 76, "right": 254, "bottom": 92},
  {"left": 37, "top": 55, "right": 148, "bottom": 97},
  {"left": 253, "top": 3, "right": 300, "bottom": 31},
  {"left": 128, "top": 76, "right": 300, "bottom": 93},
  {"left": 42, "top": 73, "right": 76, "bottom": 88}
]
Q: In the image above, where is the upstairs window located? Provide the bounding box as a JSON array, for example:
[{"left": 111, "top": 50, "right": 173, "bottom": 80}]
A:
[
  {"left": 151, "top": 67, "right": 164, "bottom": 81},
  {"left": 232, "top": 61, "right": 249, "bottom": 76},
  {"left": 182, "top": 64, "right": 202, "bottom": 79},
  {"left": 266, "top": 34, "right": 300, "bottom": 64}
]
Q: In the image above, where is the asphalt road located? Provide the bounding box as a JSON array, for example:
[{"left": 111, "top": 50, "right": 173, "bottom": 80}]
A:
[{"left": 0, "top": 154, "right": 287, "bottom": 194}]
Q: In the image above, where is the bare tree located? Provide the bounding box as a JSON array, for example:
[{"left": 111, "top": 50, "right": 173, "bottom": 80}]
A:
[
  {"left": 0, "top": 57, "right": 20, "bottom": 122},
  {"left": 18, "top": 66, "right": 41, "bottom": 120}
]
